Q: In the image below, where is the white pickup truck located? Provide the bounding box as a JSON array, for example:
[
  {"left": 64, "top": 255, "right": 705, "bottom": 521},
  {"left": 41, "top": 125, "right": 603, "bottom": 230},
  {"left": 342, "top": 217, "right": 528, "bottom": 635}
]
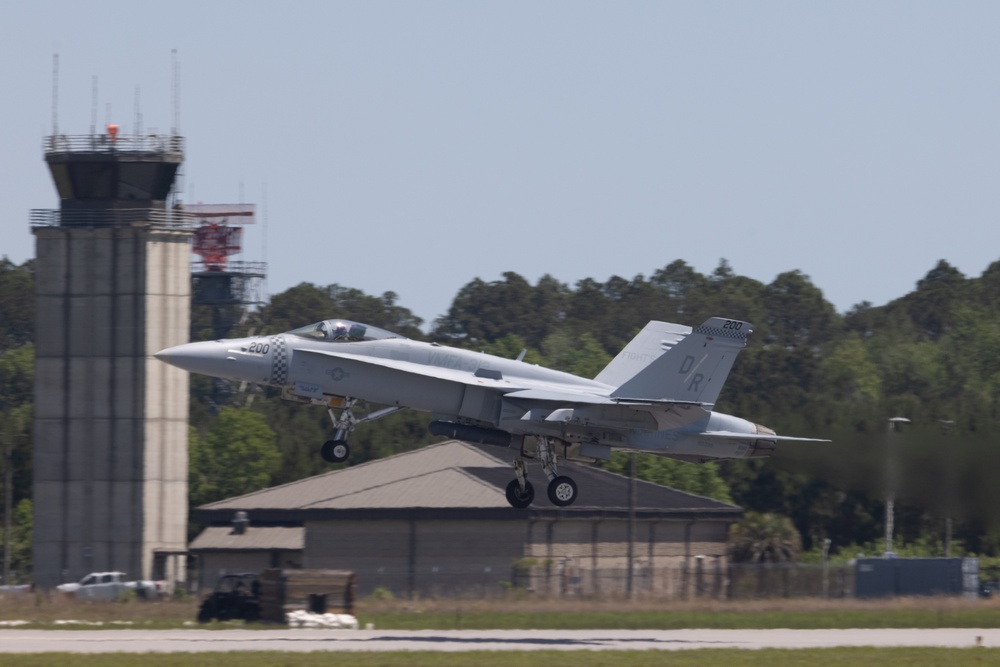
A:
[{"left": 56, "top": 571, "right": 164, "bottom": 600}]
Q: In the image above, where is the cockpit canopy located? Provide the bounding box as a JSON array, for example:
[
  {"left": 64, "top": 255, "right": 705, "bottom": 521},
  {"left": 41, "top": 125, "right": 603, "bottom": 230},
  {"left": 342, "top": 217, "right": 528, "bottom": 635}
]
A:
[{"left": 286, "top": 319, "right": 405, "bottom": 342}]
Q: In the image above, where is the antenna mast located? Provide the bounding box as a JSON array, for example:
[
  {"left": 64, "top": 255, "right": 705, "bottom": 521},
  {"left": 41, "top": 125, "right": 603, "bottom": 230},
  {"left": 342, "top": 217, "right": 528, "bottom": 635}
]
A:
[
  {"left": 169, "top": 50, "right": 183, "bottom": 206},
  {"left": 261, "top": 182, "right": 269, "bottom": 299},
  {"left": 134, "top": 85, "right": 142, "bottom": 137},
  {"left": 51, "top": 53, "right": 59, "bottom": 136},
  {"left": 90, "top": 76, "right": 98, "bottom": 136},
  {"left": 171, "top": 49, "right": 181, "bottom": 135}
]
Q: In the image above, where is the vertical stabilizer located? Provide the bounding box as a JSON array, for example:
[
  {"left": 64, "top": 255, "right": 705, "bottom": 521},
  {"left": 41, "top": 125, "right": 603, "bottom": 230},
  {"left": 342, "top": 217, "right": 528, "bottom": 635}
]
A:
[
  {"left": 610, "top": 317, "right": 752, "bottom": 405},
  {"left": 593, "top": 320, "right": 691, "bottom": 387}
]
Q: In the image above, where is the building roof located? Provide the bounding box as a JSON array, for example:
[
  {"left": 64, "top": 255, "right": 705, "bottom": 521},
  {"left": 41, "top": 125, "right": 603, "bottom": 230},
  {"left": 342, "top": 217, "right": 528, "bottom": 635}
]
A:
[
  {"left": 194, "top": 440, "right": 742, "bottom": 523},
  {"left": 189, "top": 526, "right": 304, "bottom": 552}
]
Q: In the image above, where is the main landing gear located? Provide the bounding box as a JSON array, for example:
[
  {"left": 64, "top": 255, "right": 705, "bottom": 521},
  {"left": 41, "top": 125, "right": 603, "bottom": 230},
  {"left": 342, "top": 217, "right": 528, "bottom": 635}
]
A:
[
  {"left": 505, "top": 437, "right": 579, "bottom": 509},
  {"left": 315, "top": 401, "right": 579, "bottom": 509},
  {"left": 319, "top": 398, "right": 404, "bottom": 464}
]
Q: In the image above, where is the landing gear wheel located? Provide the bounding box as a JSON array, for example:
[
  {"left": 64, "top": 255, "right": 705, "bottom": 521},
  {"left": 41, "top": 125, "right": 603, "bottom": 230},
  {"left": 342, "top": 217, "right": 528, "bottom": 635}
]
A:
[
  {"left": 505, "top": 479, "right": 535, "bottom": 508},
  {"left": 547, "top": 476, "right": 578, "bottom": 507},
  {"left": 321, "top": 440, "right": 350, "bottom": 463}
]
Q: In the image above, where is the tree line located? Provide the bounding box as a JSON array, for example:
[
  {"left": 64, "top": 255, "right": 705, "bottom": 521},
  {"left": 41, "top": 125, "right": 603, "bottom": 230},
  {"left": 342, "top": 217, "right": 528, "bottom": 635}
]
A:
[
  {"left": 4, "top": 254, "right": 1000, "bottom": 578},
  {"left": 152, "top": 255, "right": 1000, "bottom": 564}
]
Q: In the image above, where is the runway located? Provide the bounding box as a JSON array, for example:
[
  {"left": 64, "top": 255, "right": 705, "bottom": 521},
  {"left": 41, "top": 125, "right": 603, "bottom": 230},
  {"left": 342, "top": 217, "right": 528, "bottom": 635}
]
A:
[{"left": 1, "top": 628, "right": 998, "bottom": 653}]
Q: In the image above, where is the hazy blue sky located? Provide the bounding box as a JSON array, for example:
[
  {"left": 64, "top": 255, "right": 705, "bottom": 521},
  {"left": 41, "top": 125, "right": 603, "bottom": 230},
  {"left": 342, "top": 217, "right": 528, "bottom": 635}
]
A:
[{"left": 3, "top": 2, "right": 999, "bottom": 328}]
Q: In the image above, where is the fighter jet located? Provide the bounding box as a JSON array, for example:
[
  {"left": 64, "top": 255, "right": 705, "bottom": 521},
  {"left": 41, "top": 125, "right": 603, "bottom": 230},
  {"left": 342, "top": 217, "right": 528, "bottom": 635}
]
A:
[{"left": 156, "top": 316, "right": 826, "bottom": 508}]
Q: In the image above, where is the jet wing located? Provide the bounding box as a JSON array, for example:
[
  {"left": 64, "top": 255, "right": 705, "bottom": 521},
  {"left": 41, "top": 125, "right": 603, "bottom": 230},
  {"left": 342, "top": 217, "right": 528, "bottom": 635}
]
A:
[
  {"left": 296, "top": 348, "right": 526, "bottom": 389},
  {"left": 502, "top": 388, "right": 710, "bottom": 407},
  {"left": 500, "top": 388, "right": 616, "bottom": 405}
]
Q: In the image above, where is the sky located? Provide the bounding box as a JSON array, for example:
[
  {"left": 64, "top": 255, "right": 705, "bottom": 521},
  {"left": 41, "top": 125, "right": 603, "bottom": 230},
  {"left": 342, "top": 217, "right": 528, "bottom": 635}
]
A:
[{"left": 3, "top": 1, "right": 1000, "bottom": 329}]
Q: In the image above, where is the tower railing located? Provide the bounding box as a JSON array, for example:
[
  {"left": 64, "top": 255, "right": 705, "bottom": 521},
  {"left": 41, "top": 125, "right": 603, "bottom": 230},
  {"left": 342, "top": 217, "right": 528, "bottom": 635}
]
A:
[
  {"left": 192, "top": 260, "right": 268, "bottom": 276},
  {"left": 43, "top": 134, "right": 184, "bottom": 155},
  {"left": 29, "top": 208, "right": 197, "bottom": 229}
]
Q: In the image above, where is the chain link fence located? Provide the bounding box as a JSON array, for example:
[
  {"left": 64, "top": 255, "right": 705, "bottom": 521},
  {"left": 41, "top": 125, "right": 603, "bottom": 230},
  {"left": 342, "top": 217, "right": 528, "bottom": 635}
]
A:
[{"left": 274, "top": 560, "right": 857, "bottom": 600}]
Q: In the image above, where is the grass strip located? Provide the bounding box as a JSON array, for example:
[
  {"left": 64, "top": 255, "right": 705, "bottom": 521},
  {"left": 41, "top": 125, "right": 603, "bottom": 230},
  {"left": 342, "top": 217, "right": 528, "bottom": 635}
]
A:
[
  {"left": 5, "top": 596, "right": 1000, "bottom": 630},
  {"left": 365, "top": 608, "right": 1000, "bottom": 630}
]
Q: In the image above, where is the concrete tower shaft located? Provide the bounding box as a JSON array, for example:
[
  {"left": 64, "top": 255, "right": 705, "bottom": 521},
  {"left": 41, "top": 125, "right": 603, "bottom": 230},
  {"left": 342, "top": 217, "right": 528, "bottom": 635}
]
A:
[{"left": 31, "top": 128, "right": 192, "bottom": 587}]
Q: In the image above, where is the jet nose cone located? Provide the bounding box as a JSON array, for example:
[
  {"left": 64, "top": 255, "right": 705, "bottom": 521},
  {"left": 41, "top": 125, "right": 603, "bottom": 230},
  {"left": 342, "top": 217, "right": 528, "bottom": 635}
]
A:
[
  {"left": 154, "top": 346, "right": 179, "bottom": 362},
  {"left": 154, "top": 337, "right": 272, "bottom": 383},
  {"left": 154, "top": 341, "right": 229, "bottom": 376}
]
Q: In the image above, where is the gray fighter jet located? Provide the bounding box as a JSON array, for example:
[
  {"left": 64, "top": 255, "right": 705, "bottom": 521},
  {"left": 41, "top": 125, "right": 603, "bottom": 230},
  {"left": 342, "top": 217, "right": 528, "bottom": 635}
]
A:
[{"left": 156, "top": 316, "right": 826, "bottom": 507}]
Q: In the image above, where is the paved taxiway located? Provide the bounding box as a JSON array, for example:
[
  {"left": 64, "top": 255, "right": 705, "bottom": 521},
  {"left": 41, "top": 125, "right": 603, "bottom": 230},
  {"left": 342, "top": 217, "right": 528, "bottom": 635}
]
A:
[{"left": 1, "top": 628, "right": 999, "bottom": 652}]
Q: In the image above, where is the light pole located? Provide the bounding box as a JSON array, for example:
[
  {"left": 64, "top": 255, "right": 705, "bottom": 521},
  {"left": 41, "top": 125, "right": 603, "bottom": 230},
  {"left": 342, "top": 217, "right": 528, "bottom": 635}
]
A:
[
  {"left": 939, "top": 419, "right": 955, "bottom": 557},
  {"left": 821, "top": 538, "right": 832, "bottom": 598},
  {"left": 885, "top": 417, "right": 910, "bottom": 557},
  {"left": 1, "top": 428, "right": 9, "bottom": 586},
  {"left": 626, "top": 452, "right": 636, "bottom": 599}
]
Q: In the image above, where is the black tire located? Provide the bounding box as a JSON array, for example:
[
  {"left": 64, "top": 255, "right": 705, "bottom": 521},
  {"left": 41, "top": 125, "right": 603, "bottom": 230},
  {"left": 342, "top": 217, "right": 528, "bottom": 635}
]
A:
[
  {"left": 547, "top": 476, "right": 578, "bottom": 507},
  {"left": 505, "top": 479, "right": 534, "bottom": 508},
  {"left": 244, "top": 602, "right": 261, "bottom": 623},
  {"left": 321, "top": 439, "right": 350, "bottom": 463},
  {"left": 197, "top": 601, "right": 214, "bottom": 623}
]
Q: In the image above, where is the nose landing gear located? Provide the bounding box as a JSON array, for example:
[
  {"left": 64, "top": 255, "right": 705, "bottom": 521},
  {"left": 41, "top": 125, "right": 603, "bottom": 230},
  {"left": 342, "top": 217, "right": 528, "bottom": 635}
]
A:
[
  {"left": 321, "top": 439, "right": 350, "bottom": 463},
  {"left": 317, "top": 399, "right": 405, "bottom": 464}
]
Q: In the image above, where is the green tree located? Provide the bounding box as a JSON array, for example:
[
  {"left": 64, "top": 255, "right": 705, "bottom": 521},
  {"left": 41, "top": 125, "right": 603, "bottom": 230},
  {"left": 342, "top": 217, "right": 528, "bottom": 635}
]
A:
[
  {"left": 260, "top": 283, "right": 337, "bottom": 335},
  {"left": 433, "top": 272, "right": 566, "bottom": 347},
  {"left": 476, "top": 333, "right": 544, "bottom": 365},
  {"left": 604, "top": 453, "right": 732, "bottom": 503},
  {"left": 540, "top": 331, "right": 613, "bottom": 378},
  {"left": 763, "top": 270, "right": 840, "bottom": 349},
  {"left": 904, "top": 259, "right": 969, "bottom": 341},
  {"left": 190, "top": 408, "right": 281, "bottom": 506},
  {"left": 0, "top": 345, "right": 33, "bottom": 505},
  {"left": 0, "top": 345, "right": 33, "bottom": 409},
  {"left": 0, "top": 258, "right": 33, "bottom": 352},
  {"left": 818, "top": 335, "right": 882, "bottom": 403},
  {"left": 260, "top": 282, "right": 424, "bottom": 339},
  {"left": 322, "top": 285, "right": 424, "bottom": 337},
  {"left": 651, "top": 259, "right": 710, "bottom": 308},
  {"left": 670, "top": 259, "right": 770, "bottom": 342},
  {"left": 935, "top": 305, "right": 1000, "bottom": 402},
  {"left": 0, "top": 498, "right": 32, "bottom": 583},
  {"left": 729, "top": 512, "right": 803, "bottom": 563}
]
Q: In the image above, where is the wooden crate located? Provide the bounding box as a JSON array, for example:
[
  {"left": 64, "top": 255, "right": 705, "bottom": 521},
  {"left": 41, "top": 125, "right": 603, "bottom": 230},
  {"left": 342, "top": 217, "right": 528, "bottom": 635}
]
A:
[{"left": 259, "top": 569, "right": 356, "bottom": 623}]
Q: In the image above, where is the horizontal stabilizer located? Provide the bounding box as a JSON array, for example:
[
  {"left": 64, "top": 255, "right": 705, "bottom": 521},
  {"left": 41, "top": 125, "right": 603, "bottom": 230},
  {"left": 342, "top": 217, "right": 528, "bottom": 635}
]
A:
[
  {"left": 500, "top": 388, "right": 612, "bottom": 405},
  {"left": 700, "top": 431, "right": 831, "bottom": 442},
  {"left": 501, "top": 389, "right": 712, "bottom": 431}
]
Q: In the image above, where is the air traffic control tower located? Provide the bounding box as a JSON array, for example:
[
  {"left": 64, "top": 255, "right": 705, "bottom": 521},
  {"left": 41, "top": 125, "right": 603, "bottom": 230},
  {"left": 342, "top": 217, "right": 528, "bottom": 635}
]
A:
[{"left": 30, "top": 128, "right": 192, "bottom": 587}]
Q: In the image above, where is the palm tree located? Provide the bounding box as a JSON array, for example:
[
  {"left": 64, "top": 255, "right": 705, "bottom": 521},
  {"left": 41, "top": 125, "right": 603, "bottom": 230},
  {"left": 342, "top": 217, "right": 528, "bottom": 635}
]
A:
[{"left": 729, "top": 512, "right": 802, "bottom": 563}]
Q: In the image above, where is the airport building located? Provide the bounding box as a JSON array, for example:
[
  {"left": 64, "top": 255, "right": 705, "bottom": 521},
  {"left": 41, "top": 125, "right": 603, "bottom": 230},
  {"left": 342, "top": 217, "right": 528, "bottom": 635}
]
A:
[
  {"left": 190, "top": 440, "right": 743, "bottom": 598},
  {"left": 30, "top": 128, "right": 192, "bottom": 586}
]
